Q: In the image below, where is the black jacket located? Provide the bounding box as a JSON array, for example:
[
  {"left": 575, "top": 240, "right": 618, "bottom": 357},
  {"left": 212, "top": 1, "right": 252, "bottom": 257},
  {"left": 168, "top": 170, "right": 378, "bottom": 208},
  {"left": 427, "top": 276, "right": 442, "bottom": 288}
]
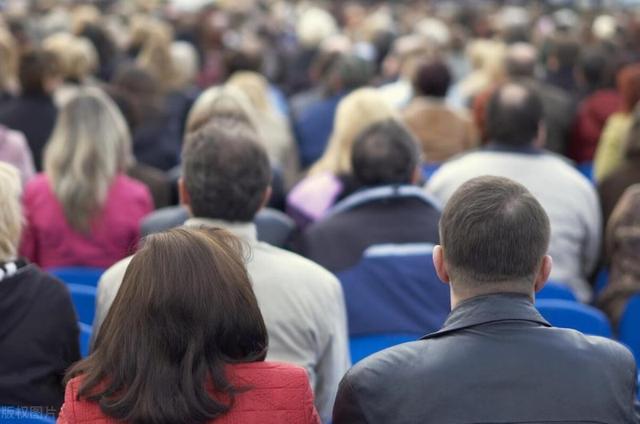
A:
[
  {"left": 333, "top": 293, "right": 639, "bottom": 424},
  {"left": 0, "top": 262, "right": 80, "bottom": 415},
  {"left": 0, "top": 94, "right": 57, "bottom": 171},
  {"left": 295, "top": 185, "right": 441, "bottom": 273}
]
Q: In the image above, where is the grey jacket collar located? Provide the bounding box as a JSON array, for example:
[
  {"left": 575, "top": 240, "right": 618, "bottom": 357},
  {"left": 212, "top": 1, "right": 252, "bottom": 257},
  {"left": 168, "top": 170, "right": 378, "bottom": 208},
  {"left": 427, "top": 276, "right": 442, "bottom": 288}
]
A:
[
  {"left": 184, "top": 217, "right": 258, "bottom": 243},
  {"left": 422, "top": 293, "right": 550, "bottom": 340}
]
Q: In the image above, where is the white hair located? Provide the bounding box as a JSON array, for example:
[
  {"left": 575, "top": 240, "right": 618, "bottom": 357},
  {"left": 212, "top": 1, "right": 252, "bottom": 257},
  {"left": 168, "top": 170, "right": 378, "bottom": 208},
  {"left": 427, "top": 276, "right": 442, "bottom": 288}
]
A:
[
  {"left": 0, "top": 163, "right": 23, "bottom": 261},
  {"left": 44, "top": 87, "right": 132, "bottom": 232}
]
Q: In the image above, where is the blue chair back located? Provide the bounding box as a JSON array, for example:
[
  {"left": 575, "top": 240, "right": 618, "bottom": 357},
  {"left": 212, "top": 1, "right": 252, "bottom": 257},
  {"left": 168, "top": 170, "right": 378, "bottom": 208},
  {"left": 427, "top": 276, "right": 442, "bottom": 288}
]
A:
[
  {"left": 48, "top": 267, "right": 104, "bottom": 287},
  {"left": 536, "top": 282, "right": 577, "bottom": 301},
  {"left": 536, "top": 299, "right": 612, "bottom": 337},
  {"left": 0, "top": 407, "right": 55, "bottom": 423},
  {"left": 79, "top": 322, "right": 93, "bottom": 358},
  {"left": 337, "top": 243, "right": 450, "bottom": 337},
  {"left": 67, "top": 284, "right": 97, "bottom": 326},
  {"left": 619, "top": 294, "right": 640, "bottom": 364},
  {"left": 577, "top": 161, "right": 594, "bottom": 182},
  {"left": 255, "top": 208, "right": 296, "bottom": 248},
  {"left": 594, "top": 267, "right": 610, "bottom": 296},
  {"left": 350, "top": 333, "right": 421, "bottom": 364},
  {"left": 421, "top": 163, "right": 442, "bottom": 181}
]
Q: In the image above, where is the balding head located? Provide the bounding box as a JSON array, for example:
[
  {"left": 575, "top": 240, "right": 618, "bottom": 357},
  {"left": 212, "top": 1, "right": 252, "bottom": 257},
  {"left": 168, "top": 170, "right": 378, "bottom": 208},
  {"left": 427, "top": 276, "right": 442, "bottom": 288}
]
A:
[
  {"left": 506, "top": 42, "right": 537, "bottom": 78},
  {"left": 486, "top": 83, "right": 543, "bottom": 147}
]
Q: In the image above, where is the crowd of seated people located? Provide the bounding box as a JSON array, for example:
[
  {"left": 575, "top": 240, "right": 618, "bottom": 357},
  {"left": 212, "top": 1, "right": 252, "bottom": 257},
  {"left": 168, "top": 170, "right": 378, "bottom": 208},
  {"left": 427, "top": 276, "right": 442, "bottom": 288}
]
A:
[{"left": 2, "top": 0, "right": 640, "bottom": 423}]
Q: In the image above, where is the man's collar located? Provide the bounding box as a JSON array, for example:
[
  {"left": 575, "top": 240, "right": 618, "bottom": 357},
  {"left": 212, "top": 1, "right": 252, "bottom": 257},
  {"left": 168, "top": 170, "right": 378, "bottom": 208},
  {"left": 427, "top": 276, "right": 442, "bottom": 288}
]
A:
[
  {"left": 184, "top": 217, "right": 258, "bottom": 242},
  {"left": 421, "top": 293, "right": 550, "bottom": 340}
]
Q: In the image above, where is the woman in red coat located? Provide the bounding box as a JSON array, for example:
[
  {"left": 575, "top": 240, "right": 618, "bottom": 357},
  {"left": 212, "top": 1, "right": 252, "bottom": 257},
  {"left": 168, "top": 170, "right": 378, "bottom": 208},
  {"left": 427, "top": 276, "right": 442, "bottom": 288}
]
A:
[{"left": 58, "top": 227, "right": 320, "bottom": 424}]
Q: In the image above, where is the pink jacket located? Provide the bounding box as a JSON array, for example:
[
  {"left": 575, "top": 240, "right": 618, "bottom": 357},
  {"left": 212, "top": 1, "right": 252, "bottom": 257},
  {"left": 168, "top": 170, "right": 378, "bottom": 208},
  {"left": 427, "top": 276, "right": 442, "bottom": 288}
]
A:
[
  {"left": 20, "top": 174, "right": 152, "bottom": 269},
  {"left": 58, "top": 362, "right": 321, "bottom": 424}
]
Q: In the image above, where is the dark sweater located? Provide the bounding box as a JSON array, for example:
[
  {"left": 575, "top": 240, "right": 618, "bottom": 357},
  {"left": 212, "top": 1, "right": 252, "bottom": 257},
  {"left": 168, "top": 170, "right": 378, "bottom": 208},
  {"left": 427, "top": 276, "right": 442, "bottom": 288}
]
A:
[{"left": 0, "top": 262, "right": 80, "bottom": 415}]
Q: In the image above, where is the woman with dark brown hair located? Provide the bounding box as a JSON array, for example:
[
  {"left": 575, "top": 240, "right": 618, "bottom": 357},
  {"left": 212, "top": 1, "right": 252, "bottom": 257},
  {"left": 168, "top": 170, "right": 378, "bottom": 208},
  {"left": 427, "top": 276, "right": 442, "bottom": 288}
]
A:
[{"left": 58, "top": 227, "right": 320, "bottom": 424}]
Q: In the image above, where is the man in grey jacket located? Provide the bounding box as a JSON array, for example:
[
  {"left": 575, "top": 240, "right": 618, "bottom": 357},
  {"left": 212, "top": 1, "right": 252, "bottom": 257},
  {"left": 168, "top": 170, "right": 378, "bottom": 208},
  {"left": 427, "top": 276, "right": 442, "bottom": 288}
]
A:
[
  {"left": 93, "top": 117, "right": 350, "bottom": 423},
  {"left": 334, "top": 176, "right": 638, "bottom": 424}
]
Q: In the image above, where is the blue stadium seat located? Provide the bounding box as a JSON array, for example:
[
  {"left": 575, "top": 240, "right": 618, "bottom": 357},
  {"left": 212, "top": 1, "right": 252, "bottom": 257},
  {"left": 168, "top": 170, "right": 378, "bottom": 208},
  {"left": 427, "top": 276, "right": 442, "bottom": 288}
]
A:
[
  {"left": 67, "top": 284, "right": 97, "bottom": 326},
  {"left": 0, "top": 406, "right": 55, "bottom": 423},
  {"left": 48, "top": 267, "right": 104, "bottom": 287},
  {"left": 536, "top": 299, "right": 612, "bottom": 338},
  {"left": 421, "top": 163, "right": 441, "bottom": 181},
  {"left": 350, "top": 333, "right": 421, "bottom": 364},
  {"left": 619, "top": 294, "right": 640, "bottom": 364},
  {"left": 536, "top": 282, "right": 577, "bottom": 301},
  {"left": 576, "top": 161, "right": 594, "bottom": 182},
  {"left": 337, "top": 243, "right": 450, "bottom": 337},
  {"left": 594, "top": 267, "right": 610, "bottom": 296},
  {"left": 79, "top": 322, "right": 93, "bottom": 358}
]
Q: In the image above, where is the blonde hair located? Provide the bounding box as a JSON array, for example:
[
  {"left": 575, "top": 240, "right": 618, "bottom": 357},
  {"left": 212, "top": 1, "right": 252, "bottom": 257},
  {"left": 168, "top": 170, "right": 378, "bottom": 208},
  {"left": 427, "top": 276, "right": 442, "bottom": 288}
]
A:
[
  {"left": 44, "top": 87, "right": 132, "bottom": 232},
  {"left": 43, "top": 32, "right": 98, "bottom": 82},
  {"left": 0, "top": 163, "right": 23, "bottom": 261},
  {"left": 131, "top": 16, "right": 178, "bottom": 92},
  {"left": 0, "top": 28, "right": 18, "bottom": 94},
  {"left": 227, "top": 71, "right": 272, "bottom": 113},
  {"left": 309, "top": 88, "right": 397, "bottom": 175},
  {"left": 186, "top": 85, "right": 258, "bottom": 135}
]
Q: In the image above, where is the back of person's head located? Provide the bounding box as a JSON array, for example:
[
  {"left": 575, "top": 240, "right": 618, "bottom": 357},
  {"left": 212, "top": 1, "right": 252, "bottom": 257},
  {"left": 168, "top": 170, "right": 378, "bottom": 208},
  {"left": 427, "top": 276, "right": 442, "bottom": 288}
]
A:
[
  {"left": 227, "top": 71, "right": 272, "bottom": 113},
  {"left": 186, "top": 85, "right": 257, "bottom": 135},
  {"left": 44, "top": 87, "right": 131, "bottom": 232},
  {"left": 0, "top": 163, "right": 22, "bottom": 262},
  {"left": 19, "top": 49, "right": 60, "bottom": 96},
  {"left": 170, "top": 41, "right": 199, "bottom": 89},
  {"left": 546, "top": 34, "right": 580, "bottom": 71},
  {"left": 327, "top": 54, "right": 372, "bottom": 93},
  {"left": 351, "top": 119, "right": 419, "bottom": 187},
  {"left": 67, "top": 227, "right": 268, "bottom": 424},
  {"left": 579, "top": 48, "right": 613, "bottom": 91},
  {"left": 617, "top": 63, "right": 640, "bottom": 114},
  {"left": 439, "top": 176, "right": 550, "bottom": 296},
  {"left": 505, "top": 42, "right": 537, "bottom": 79},
  {"left": 412, "top": 60, "right": 451, "bottom": 98},
  {"left": 181, "top": 119, "right": 271, "bottom": 222},
  {"left": 486, "top": 83, "right": 543, "bottom": 147},
  {"left": 310, "top": 87, "right": 397, "bottom": 175},
  {"left": 43, "top": 32, "right": 97, "bottom": 83}
]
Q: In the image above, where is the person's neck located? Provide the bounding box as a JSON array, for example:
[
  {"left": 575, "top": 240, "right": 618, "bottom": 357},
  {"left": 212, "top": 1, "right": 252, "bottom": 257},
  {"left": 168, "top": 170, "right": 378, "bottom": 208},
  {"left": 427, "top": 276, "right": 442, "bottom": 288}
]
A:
[{"left": 450, "top": 287, "right": 533, "bottom": 310}]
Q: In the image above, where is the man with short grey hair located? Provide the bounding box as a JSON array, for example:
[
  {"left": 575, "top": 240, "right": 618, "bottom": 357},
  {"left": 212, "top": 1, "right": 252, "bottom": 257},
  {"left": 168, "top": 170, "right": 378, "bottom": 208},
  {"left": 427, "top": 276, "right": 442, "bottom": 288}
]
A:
[
  {"left": 94, "top": 117, "right": 349, "bottom": 423},
  {"left": 334, "top": 175, "right": 638, "bottom": 424}
]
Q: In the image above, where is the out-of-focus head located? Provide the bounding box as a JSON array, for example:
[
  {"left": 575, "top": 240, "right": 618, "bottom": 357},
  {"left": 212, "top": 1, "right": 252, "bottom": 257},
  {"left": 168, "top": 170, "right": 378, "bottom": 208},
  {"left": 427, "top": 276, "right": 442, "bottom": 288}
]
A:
[
  {"left": 486, "top": 83, "right": 543, "bottom": 147},
  {"left": 412, "top": 60, "right": 451, "bottom": 98},
  {"left": 130, "top": 15, "right": 176, "bottom": 92},
  {"left": 0, "top": 163, "right": 22, "bottom": 261},
  {"left": 43, "top": 32, "right": 98, "bottom": 82},
  {"left": 326, "top": 54, "right": 373, "bottom": 94},
  {"left": 617, "top": 64, "right": 640, "bottom": 114},
  {"left": 546, "top": 34, "right": 580, "bottom": 72},
  {"left": 436, "top": 176, "right": 551, "bottom": 301},
  {"left": 310, "top": 87, "right": 397, "bottom": 175},
  {"left": 170, "top": 41, "right": 200, "bottom": 89},
  {"left": 296, "top": 6, "right": 338, "bottom": 49},
  {"left": 44, "top": 87, "right": 132, "bottom": 232},
  {"left": 227, "top": 71, "right": 271, "bottom": 113},
  {"left": 578, "top": 48, "right": 613, "bottom": 91},
  {"left": 505, "top": 42, "right": 537, "bottom": 79},
  {"left": 351, "top": 119, "right": 420, "bottom": 187},
  {"left": 70, "top": 227, "right": 268, "bottom": 423},
  {"left": 186, "top": 85, "right": 257, "bottom": 134},
  {"left": 181, "top": 118, "right": 271, "bottom": 222},
  {"left": 0, "top": 29, "right": 18, "bottom": 93},
  {"left": 19, "top": 49, "right": 60, "bottom": 96}
]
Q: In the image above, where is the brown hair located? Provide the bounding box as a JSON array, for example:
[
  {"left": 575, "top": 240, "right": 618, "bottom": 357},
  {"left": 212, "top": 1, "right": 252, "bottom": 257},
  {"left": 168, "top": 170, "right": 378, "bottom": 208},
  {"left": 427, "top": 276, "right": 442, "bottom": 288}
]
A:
[
  {"left": 440, "top": 176, "right": 550, "bottom": 289},
  {"left": 66, "top": 227, "right": 268, "bottom": 423}
]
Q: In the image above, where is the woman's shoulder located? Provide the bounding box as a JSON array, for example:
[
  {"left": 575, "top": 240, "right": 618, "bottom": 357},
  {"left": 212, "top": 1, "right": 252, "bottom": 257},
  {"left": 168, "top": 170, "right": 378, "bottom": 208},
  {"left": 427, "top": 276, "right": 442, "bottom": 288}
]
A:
[
  {"left": 230, "top": 361, "right": 310, "bottom": 386},
  {"left": 111, "top": 174, "right": 153, "bottom": 200}
]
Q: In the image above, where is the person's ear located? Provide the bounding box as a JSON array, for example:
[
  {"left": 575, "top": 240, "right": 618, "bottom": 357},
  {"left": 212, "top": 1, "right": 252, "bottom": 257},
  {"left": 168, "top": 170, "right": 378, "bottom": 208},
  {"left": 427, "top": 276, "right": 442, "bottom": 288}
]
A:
[
  {"left": 178, "top": 177, "right": 191, "bottom": 207},
  {"left": 411, "top": 165, "right": 422, "bottom": 185},
  {"left": 533, "top": 255, "right": 553, "bottom": 293},
  {"left": 433, "top": 245, "right": 451, "bottom": 285},
  {"left": 259, "top": 186, "right": 272, "bottom": 210}
]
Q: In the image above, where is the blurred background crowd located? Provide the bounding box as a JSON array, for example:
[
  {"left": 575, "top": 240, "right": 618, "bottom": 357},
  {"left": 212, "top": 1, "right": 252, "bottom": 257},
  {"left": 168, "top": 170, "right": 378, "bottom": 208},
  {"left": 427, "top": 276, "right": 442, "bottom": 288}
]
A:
[{"left": 4, "top": 0, "right": 640, "bottom": 421}]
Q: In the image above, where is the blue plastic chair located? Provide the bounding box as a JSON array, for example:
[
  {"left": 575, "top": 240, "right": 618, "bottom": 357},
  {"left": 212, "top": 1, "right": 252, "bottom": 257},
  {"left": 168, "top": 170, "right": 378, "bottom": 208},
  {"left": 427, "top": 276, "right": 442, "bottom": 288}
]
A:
[
  {"left": 594, "top": 267, "right": 610, "bottom": 296},
  {"left": 619, "top": 294, "right": 640, "bottom": 364},
  {"left": 350, "top": 333, "right": 421, "bottom": 364},
  {"left": 576, "top": 161, "right": 594, "bottom": 182},
  {"left": 48, "top": 267, "right": 104, "bottom": 287},
  {"left": 337, "top": 243, "right": 450, "bottom": 337},
  {"left": 421, "top": 163, "right": 442, "bottom": 181},
  {"left": 79, "top": 322, "right": 93, "bottom": 358},
  {"left": 536, "top": 282, "right": 577, "bottom": 301},
  {"left": 0, "top": 406, "right": 55, "bottom": 423},
  {"left": 67, "top": 284, "right": 97, "bottom": 326},
  {"left": 536, "top": 299, "right": 612, "bottom": 338}
]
